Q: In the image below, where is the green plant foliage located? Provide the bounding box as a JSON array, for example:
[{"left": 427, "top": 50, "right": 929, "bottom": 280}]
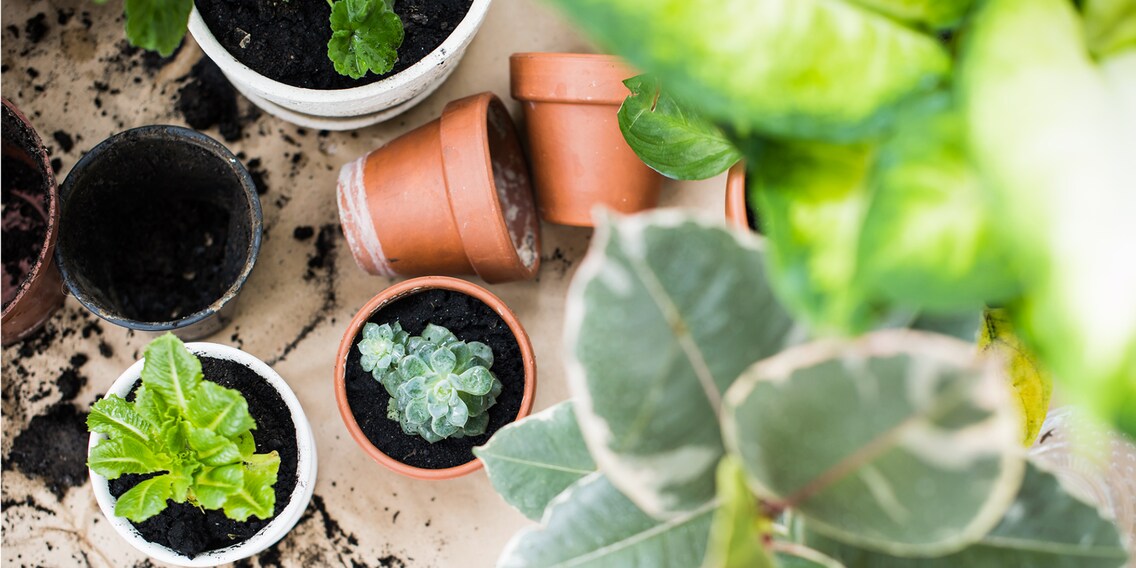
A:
[
  {"left": 499, "top": 473, "right": 717, "bottom": 568},
  {"left": 545, "top": 0, "right": 950, "bottom": 142},
  {"left": 475, "top": 402, "right": 597, "bottom": 520},
  {"left": 618, "top": 75, "right": 741, "bottom": 180},
  {"left": 327, "top": 0, "right": 404, "bottom": 79},
  {"left": 565, "top": 211, "right": 798, "bottom": 517},
  {"left": 845, "top": 0, "right": 975, "bottom": 29},
  {"left": 799, "top": 461, "right": 1128, "bottom": 566},
  {"left": 721, "top": 330, "right": 1024, "bottom": 556},
  {"left": 960, "top": 0, "right": 1136, "bottom": 438},
  {"left": 118, "top": 0, "right": 192, "bottom": 57},
  {"left": 361, "top": 323, "right": 502, "bottom": 443},
  {"left": 1082, "top": 0, "right": 1136, "bottom": 58},
  {"left": 87, "top": 334, "right": 279, "bottom": 523},
  {"left": 702, "top": 457, "right": 776, "bottom": 568}
]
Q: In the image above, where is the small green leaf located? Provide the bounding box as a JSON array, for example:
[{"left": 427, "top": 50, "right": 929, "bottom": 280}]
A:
[
  {"left": 185, "top": 381, "right": 256, "bottom": 439},
  {"left": 115, "top": 474, "right": 175, "bottom": 522},
  {"left": 327, "top": 0, "right": 404, "bottom": 79},
  {"left": 979, "top": 308, "right": 1053, "bottom": 446},
  {"left": 499, "top": 473, "right": 716, "bottom": 567},
  {"left": 133, "top": 384, "right": 171, "bottom": 428},
  {"left": 702, "top": 457, "right": 776, "bottom": 568},
  {"left": 847, "top": 0, "right": 975, "bottom": 29},
  {"left": 123, "top": 0, "right": 191, "bottom": 57},
  {"left": 234, "top": 431, "right": 256, "bottom": 459},
  {"left": 141, "top": 334, "right": 202, "bottom": 413},
  {"left": 457, "top": 367, "right": 495, "bottom": 396},
  {"left": 468, "top": 342, "right": 493, "bottom": 368},
  {"left": 166, "top": 465, "right": 195, "bottom": 503},
  {"left": 618, "top": 74, "right": 741, "bottom": 181},
  {"left": 89, "top": 437, "right": 170, "bottom": 479},
  {"left": 475, "top": 402, "right": 598, "bottom": 521},
  {"left": 223, "top": 452, "right": 280, "bottom": 522},
  {"left": 187, "top": 427, "right": 242, "bottom": 467},
  {"left": 194, "top": 464, "right": 245, "bottom": 510},
  {"left": 87, "top": 395, "right": 156, "bottom": 443}
]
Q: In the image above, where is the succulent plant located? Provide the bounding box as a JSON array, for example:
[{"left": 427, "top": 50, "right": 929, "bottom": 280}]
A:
[{"left": 359, "top": 323, "right": 503, "bottom": 443}]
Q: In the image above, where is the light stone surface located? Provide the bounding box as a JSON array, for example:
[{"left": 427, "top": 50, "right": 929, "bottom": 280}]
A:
[{"left": 0, "top": 1, "right": 724, "bottom": 566}]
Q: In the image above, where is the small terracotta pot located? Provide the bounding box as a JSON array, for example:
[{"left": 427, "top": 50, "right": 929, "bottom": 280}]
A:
[
  {"left": 334, "top": 276, "right": 537, "bottom": 480},
  {"left": 337, "top": 93, "right": 540, "bottom": 283},
  {"left": 1, "top": 99, "right": 65, "bottom": 346},
  {"left": 724, "top": 161, "right": 749, "bottom": 230},
  {"left": 510, "top": 53, "right": 663, "bottom": 227}
]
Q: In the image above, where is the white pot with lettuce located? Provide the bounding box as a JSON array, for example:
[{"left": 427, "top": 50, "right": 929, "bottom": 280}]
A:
[{"left": 87, "top": 335, "right": 317, "bottom": 567}]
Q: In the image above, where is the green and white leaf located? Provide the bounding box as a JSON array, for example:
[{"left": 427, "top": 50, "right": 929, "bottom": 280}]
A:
[
  {"left": 618, "top": 75, "right": 741, "bottom": 181},
  {"left": 140, "top": 334, "right": 202, "bottom": 413},
  {"left": 772, "top": 542, "right": 847, "bottom": 568},
  {"left": 499, "top": 473, "right": 716, "bottom": 568},
  {"left": 565, "top": 211, "right": 798, "bottom": 517},
  {"left": 545, "top": 0, "right": 950, "bottom": 142},
  {"left": 722, "top": 330, "right": 1024, "bottom": 556},
  {"left": 87, "top": 395, "right": 156, "bottom": 443},
  {"left": 474, "top": 402, "right": 597, "bottom": 521},
  {"left": 115, "top": 474, "right": 175, "bottom": 522},
  {"left": 702, "top": 457, "right": 775, "bottom": 568},
  {"left": 185, "top": 380, "right": 256, "bottom": 439},
  {"left": 88, "top": 436, "right": 169, "bottom": 479},
  {"left": 961, "top": 0, "right": 1136, "bottom": 438},
  {"left": 800, "top": 461, "right": 1129, "bottom": 567}
]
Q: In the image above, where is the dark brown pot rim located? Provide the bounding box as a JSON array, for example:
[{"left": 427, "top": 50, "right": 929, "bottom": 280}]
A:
[
  {"left": 1, "top": 98, "right": 60, "bottom": 321},
  {"left": 510, "top": 53, "right": 636, "bottom": 105},
  {"left": 333, "top": 276, "right": 537, "bottom": 480}
]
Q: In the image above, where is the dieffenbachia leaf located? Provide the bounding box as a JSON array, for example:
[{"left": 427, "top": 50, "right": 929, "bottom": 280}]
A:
[
  {"left": 474, "top": 402, "right": 597, "bottom": 521},
  {"left": 544, "top": 0, "right": 950, "bottom": 142},
  {"left": 499, "top": 473, "right": 716, "bottom": 568},
  {"left": 773, "top": 543, "right": 846, "bottom": 568},
  {"left": 799, "top": 461, "right": 1129, "bottom": 567},
  {"left": 722, "top": 330, "right": 1024, "bottom": 556},
  {"left": 565, "top": 211, "right": 798, "bottom": 517},
  {"left": 88, "top": 436, "right": 170, "bottom": 479},
  {"left": 1082, "top": 0, "right": 1136, "bottom": 59},
  {"left": 702, "top": 457, "right": 776, "bottom": 568},
  {"left": 87, "top": 395, "right": 156, "bottom": 443},
  {"left": 141, "top": 333, "right": 202, "bottom": 413},
  {"left": 327, "top": 0, "right": 404, "bottom": 79},
  {"left": 186, "top": 380, "right": 256, "bottom": 439},
  {"left": 978, "top": 308, "right": 1052, "bottom": 446},
  {"left": 122, "top": 0, "right": 191, "bottom": 57},
  {"left": 618, "top": 75, "right": 741, "bottom": 181},
  {"left": 115, "top": 474, "right": 176, "bottom": 522},
  {"left": 194, "top": 464, "right": 245, "bottom": 510},
  {"left": 223, "top": 451, "right": 280, "bottom": 522},
  {"left": 960, "top": 0, "right": 1136, "bottom": 438}
]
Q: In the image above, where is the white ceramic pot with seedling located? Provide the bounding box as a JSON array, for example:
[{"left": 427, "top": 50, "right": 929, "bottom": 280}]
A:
[{"left": 88, "top": 335, "right": 317, "bottom": 566}]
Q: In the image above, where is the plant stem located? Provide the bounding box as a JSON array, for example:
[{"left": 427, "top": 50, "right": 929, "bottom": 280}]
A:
[{"left": 326, "top": 0, "right": 334, "bottom": 8}]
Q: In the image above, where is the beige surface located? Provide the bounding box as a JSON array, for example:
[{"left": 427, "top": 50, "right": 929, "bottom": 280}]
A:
[{"left": 0, "top": 1, "right": 723, "bottom": 566}]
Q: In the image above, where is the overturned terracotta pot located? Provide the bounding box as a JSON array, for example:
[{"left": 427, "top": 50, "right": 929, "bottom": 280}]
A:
[
  {"left": 337, "top": 92, "right": 540, "bottom": 283},
  {"left": 2, "top": 98, "right": 65, "bottom": 346},
  {"left": 510, "top": 53, "right": 662, "bottom": 227}
]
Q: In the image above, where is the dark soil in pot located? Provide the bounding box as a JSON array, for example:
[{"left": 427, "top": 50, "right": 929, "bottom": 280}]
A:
[
  {"left": 195, "top": 0, "right": 474, "bottom": 90},
  {"left": 344, "top": 289, "right": 524, "bottom": 469},
  {"left": 108, "top": 356, "right": 299, "bottom": 559},
  {"left": 1, "top": 105, "right": 50, "bottom": 310}
]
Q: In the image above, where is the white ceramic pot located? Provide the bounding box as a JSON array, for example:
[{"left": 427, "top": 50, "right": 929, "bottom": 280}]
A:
[
  {"left": 187, "top": 0, "right": 492, "bottom": 130},
  {"left": 88, "top": 343, "right": 318, "bottom": 567}
]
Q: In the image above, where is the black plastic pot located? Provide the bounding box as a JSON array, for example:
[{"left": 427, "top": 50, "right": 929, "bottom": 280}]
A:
[{"left": 56, "top": 126, "right": 262, "bottom": 340}]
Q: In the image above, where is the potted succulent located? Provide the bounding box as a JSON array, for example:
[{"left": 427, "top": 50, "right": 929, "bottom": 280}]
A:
[
  {"left": 334, "top": 276, "right": 536, "bottom": 479},
  {"left": 88, "top": 334, "right": 317, "bottom": 566},
  {"left": 509, "top": 53, "right": 663, "bottom": 227},
  {"left": 55, "top": 125, "right": 262, "bottom": 340},
  {"left": 337, "top": 92, "right": 540, "bottom": 283},
  {"left": 1, "top": 98, "right": 65, "bottom": 345}
]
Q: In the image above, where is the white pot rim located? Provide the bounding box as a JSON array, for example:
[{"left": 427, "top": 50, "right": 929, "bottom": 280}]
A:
[
  {"left": 88, "top": 342, "right": 318, "bottom": 567},
  {"left": 187, "top": 0, "right": 491, "bottom": 105}
]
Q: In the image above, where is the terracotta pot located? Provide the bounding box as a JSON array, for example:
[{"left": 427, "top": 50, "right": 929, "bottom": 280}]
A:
[
  {"left": 1, "top": 99, "right": 65, "bottom": 346},
  {"left": 337, "top": 92, "right": 540, "bottom": 283},
  {"left": 334, "top": 276, "right": 537, "bottom": 480},
  {"left": 55, "top": 126, "right": 262, "bottom": 341},
  {"left": 510, "top": 53, "right": 663, "bottom": 227},
  {"left": 724, "top": 161, "right": 748, "bottom": 229}
]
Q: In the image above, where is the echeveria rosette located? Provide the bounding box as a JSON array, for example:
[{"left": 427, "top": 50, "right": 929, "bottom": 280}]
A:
[
  {"left": 357, "top": 322, "right": 409, "bottom": 385},
  {"left": 327, "top": 0, "right": 404, "bottom": 79},
  {"left": 382, "top": 324, "right": 502, "bottom": 443},
  {"left": 86, "top": 334, "right": 279, "bottom": 523}
]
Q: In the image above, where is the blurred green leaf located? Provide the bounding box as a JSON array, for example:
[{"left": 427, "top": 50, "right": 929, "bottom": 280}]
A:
[{"left": 702, "top": 457, "right": 776, "bottom": 568}]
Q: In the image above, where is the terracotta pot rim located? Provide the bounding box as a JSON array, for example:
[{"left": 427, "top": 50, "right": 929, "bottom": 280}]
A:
[
  {"left": 334, "top": 276, "right": 537, "bottom": 480},
  {"left": 724, "top": 161, "right": 749, "bottom": 230},
  {"left": 510, "top": 52, "right": 636, "bottom": 105},
  {"left": 1, "top": 98, "right": 61, "bottom": 323}
]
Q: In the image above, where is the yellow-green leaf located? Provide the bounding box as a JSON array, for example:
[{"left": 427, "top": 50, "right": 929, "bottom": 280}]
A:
[{"left": 979, "top": 308, "right": 1053, "bottom": 446}]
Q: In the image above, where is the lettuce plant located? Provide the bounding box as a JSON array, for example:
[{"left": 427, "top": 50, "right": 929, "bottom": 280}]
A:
[
  {"left": 358, "top": 323, "right": 502, "bottom": 443},
  {"left": 87, "top": 334, "right": 279, "bottom": 523}
]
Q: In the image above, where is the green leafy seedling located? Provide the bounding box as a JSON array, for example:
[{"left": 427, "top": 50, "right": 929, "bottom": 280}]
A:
[
  {"left": 327, "top": 0, "right": 405, "bottom": 79},
  {"left": 87, "top": 334, "right": 279, "bottom": 523}
]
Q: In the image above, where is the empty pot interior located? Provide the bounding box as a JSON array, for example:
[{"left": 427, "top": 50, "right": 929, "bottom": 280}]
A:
[
  {"left": 1, "top": 104, "right": 51, "bottom": 310},
  {"left": 58, "top": 129, "right": 257, "bottom": 324},
  {"left": 485, "top": 98, "right": 538, "bottom": 270}
]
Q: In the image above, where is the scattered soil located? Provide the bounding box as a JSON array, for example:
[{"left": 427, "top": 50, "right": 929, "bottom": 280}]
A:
[
  {"left": 108, "top": 355, "right": 300, "bottom": 559},
  {"left": 5, "top": 403, "right": 91, "bottom": 499},
  {"left": 344, "top": 288, "right": 525, "bottom": 469},
  {"left": 194, "top": 0, "right": 473, "bottom": 89},
  {"left": 177, "top": 58, "right": 243, "bottom": 142},
  {"left": 292, "top": 226, "right": 314, "bottom": 240},
  {"left": 2, "top": 105, "right": 51, "bottom": 311}
]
